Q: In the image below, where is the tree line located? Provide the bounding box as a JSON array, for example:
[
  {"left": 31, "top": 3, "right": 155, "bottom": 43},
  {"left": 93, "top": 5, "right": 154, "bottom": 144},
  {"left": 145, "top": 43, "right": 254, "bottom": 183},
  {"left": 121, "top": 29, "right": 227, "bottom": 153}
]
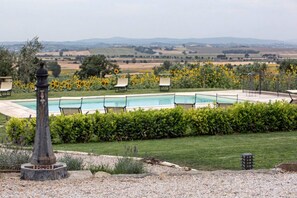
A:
[
  {"left": 1, "top": 37, "right": 296, "bottom": 84},
  {"left": 0, "top": 37, "right": 61, "bottom": 82},
  {"left": 0, "top": 37, "right": 120, "bottom": 83}
]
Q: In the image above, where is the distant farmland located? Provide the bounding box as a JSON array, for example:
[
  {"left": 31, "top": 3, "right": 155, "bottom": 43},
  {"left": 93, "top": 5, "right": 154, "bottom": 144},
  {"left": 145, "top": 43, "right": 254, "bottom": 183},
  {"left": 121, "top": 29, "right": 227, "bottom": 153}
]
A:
[
  {"left": 90, "top": 47, "right": 148, "bottom": 56},
  {"left": 37, "top": 45, "right": 297, "bottom": 74},
  {"left": 37, "top": 50, "right": 90, "bottom": 56},
  {"left": 118, "top": 62, "right": 160, "bottom": 73}
]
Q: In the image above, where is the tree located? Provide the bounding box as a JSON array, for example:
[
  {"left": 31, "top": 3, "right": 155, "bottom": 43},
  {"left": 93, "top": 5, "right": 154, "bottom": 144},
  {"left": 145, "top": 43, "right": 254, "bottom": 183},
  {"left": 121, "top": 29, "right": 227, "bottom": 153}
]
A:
[
  {"left": 278, "top": 59, "right": 297, "bottom": 73},
  {"left": 225, "top": 63, "right": 233, "bottom": 70},
  {"left": 153, "top": 60, "right": 173, "bottom": 75},
  {"left": 76, "top": 55, "right": 119, "bottom": 79},
  {"left": 17, "top": 37, "right": 43, "bottom": 83},
  {"left": 217, "top": 54, "right": 227, "bottom": 59},
  {"left": 162, "top": 60, "right": 172, "bottom": 70},
  {"left": 235, "top": 62, "right": 267, "bottom": 75},
  {"left": 47, "top": 61, "right": 61, "bottom": 78},
  {"left": 0, "top": 47, "right": 15, "bottom": 76}
]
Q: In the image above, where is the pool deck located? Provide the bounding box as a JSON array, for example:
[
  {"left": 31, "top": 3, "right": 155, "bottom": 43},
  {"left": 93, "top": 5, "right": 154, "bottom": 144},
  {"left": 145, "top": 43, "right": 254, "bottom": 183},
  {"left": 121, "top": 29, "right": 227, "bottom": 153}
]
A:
[{"left": 0, "top": 90, "right": 291, "bottom": 118}]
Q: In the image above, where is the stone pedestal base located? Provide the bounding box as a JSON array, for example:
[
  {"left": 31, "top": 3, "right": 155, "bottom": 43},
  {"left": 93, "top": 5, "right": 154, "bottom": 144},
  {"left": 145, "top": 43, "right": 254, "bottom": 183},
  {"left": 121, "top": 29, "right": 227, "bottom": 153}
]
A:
[{"left": 20, "top": 162, "right": 68, "bottom": 181}]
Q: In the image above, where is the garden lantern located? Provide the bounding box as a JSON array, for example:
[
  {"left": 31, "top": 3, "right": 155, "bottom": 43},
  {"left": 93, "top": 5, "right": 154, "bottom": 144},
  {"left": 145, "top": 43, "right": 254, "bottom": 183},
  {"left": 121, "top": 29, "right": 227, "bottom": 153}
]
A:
[{"left": 241, "top": 153, "right": 254, "bottom": 170}]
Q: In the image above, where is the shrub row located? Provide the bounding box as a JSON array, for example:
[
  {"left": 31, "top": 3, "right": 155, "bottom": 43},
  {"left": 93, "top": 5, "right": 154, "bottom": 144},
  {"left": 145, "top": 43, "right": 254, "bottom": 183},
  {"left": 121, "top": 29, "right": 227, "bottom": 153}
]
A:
[{"left": 6, "top": 101, "right": 297, "bottom": 145}]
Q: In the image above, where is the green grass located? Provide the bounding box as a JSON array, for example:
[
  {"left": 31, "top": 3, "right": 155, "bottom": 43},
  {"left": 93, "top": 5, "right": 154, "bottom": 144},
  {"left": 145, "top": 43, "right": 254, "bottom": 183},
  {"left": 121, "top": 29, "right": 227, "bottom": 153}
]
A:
[
  {"left": 54, "top": 131, "right": 297, "bottom": 170},
  {"left": 0, "top": 113, "right": 8, "bottom": 142},
  {"left": 0, "top": 113, "right": 7, "bottom": 124},
  {"left": 0, "top": 88, "right": 223, "bottom": 100}
]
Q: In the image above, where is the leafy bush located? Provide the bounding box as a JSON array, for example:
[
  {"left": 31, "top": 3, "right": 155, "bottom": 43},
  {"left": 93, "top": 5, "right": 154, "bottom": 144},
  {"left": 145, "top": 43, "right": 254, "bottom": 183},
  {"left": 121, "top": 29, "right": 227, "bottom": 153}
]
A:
[
  {"left": 50, "top": 114, "right": 94, "bottom": 143},
  {"left": 5, "top": 117, "right": 35, "bottom": 145},
  {"left": 186, "top": 101, "right": 297, "bottom": 135},
  {"left": 113, "top": 158, "right": 145, "bottom": 174},
  {"left": 6, "top": 102, "right": 297, "bottom": 145},
  {"left": 58, "top": 155, "right": 84, "bottom": 170},
  {"left": 230, "top": 101, "right": 297, "bottom": 133},
  {"left": 187, "top": 107, "right": 233, "bottom": 135}
]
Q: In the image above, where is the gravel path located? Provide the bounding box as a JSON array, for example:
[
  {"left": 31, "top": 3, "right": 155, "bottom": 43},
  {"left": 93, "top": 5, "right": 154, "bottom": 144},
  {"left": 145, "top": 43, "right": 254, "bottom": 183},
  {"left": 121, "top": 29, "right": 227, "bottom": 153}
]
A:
[{"left": 1, "top": 153, "right": 297, "bottom": 197}]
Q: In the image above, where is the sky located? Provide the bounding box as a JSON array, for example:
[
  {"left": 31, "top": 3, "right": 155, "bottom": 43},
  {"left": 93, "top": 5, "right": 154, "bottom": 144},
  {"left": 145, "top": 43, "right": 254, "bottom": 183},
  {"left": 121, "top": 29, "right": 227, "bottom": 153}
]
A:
[{"left": 1, "top": 0, "right": 297, "bottom": 42}]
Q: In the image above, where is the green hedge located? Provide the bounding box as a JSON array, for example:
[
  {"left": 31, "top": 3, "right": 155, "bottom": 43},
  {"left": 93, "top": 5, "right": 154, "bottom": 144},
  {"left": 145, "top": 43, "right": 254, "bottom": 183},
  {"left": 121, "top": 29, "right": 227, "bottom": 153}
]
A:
[{"left": 5, "top": 102, "right": 297, "bottom": 145}]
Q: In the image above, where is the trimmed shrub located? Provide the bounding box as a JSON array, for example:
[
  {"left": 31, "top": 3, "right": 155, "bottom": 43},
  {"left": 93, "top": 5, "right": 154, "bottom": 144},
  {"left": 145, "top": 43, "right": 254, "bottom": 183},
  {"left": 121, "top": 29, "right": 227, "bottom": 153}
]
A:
[
  {"left": 5, "top": 101, "right": 297, "bottom": 145},
  {"left": 50, "top": 114, "right": 94, "bottom": 143},
  {"left": 230, "top": 101, "right": 297, "bottom": 133},
  {"left": 186, "top": 107, "right": 233, "bottom": 135},
  {"left": 91, "top": 108, "right": 186, "bottom": 141},
  {"left": 5, "top": 117, "right": 35, "bottom": 145}
]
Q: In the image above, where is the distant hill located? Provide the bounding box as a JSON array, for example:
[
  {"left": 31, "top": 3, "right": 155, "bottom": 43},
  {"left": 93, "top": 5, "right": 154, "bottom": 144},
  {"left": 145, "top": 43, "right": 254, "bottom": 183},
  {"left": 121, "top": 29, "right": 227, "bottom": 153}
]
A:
[
  {"left": 1, "top": 37, "right": 295, "bottom": 52},
  {"left": 77, "top": 37, "right": 283, "bottom": 45},
  {"left": 286, "top": 39, "right": 297, "bottom": 45}
]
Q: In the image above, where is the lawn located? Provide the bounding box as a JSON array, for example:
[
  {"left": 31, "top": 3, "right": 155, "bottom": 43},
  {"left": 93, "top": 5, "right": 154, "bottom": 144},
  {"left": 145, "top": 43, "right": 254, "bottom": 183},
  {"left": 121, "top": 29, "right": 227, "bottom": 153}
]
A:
[{"left": 54, "top": 131, "right": 297, "bottom": 170}]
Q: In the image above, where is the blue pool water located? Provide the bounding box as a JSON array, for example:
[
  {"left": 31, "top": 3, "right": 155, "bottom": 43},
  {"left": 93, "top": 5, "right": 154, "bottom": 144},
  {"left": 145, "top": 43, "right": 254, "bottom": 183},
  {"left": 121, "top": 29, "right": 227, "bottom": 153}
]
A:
[{"left": 13, "top": 94, "right": 236, "bottom": 113}]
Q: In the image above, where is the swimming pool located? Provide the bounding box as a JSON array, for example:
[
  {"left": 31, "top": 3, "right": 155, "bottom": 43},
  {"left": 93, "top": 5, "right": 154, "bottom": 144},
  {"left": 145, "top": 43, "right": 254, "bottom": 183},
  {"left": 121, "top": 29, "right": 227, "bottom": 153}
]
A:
[{"left": 13, "top": 93, "right": 238, "bottom": 113}]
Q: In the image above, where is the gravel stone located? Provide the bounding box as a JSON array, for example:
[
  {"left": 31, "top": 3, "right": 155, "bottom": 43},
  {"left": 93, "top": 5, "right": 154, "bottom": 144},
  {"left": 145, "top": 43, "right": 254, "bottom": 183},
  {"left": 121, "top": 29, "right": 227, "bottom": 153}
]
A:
[{"left": 0, "top": 153, "right": 297, "bottom": 197}]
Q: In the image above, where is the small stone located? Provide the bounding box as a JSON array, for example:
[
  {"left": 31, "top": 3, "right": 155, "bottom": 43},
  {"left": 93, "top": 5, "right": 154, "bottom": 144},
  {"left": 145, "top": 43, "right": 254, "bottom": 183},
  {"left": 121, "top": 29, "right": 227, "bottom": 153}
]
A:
[
  {"left": 183, "top": 167, "right": 191, "bottom": 171},
  {"left": 158, "top": 173, "right": 166, "bottom": 180},
  {"left": 94, "top": 171, "right": 111, "bottom": 178}
]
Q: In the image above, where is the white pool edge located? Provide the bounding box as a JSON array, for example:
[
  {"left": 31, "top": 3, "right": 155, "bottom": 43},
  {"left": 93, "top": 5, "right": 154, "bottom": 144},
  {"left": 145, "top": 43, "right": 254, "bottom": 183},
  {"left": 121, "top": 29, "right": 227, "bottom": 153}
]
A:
[{"left": 0, "top": 90, "right": 291, "bottom": 118}]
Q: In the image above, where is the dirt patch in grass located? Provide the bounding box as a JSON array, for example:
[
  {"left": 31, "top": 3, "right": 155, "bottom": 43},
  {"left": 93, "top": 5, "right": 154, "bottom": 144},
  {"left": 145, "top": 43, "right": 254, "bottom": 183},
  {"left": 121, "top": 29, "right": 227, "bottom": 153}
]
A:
[{"left": 277, "top": 162, "right": 297, "bottom": 172}]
